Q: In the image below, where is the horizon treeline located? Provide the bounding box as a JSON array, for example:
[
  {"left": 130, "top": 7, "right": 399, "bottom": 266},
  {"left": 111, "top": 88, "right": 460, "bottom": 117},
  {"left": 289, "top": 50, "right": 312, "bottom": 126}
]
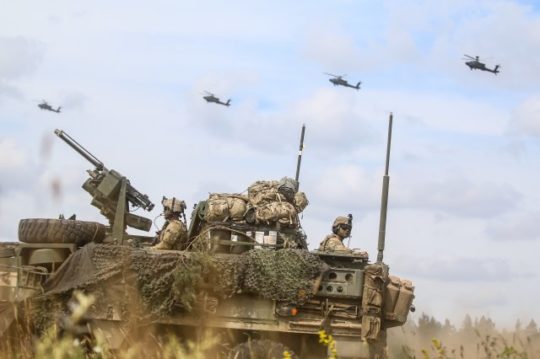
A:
[{"left": 388, "top": 313, "right": 539, "bottom": 358}]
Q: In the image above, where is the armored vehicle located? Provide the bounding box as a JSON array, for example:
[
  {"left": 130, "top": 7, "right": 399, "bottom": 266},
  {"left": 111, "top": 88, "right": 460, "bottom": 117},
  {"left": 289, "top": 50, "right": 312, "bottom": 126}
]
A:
[{"left": 0, "top": 119, "right": 415, "bottom": 358}]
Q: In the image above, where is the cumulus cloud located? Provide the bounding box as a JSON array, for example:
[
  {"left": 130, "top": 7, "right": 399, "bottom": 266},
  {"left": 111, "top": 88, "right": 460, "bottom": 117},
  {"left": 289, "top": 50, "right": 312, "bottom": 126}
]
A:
[
  {"left": 303, "top": 27, "right": 364, "bottom": 70},
  {"left": 188, "top": 88, "right": 377, "bottom": 156},
  {"left": 59, "top": 91, "right": 88, "bottom": 111},
  {"left": 0, "top": 139, "right": 38, "bottom": 194},
  {"left": 395, "top": 256, "right": 533, "bottom": 282},
  {"left": 0, "top": 139, "right": 27, "bottom": 169},
  {"left": 510, "top": 95, "right": 540, "bottom": 137},
  {"left": 0, "top": 36, "right": 44, "bottom": 80},
  {"left": 486, "top": 212, "right": 540, "bottom": 241},
  {"left": 310, "top": 166, "right": 522, "bottom": 220},
  {"left": 0, "top": 36, "right": 44, "bottom": 103},
  {"left": 302, "top": 1, "right": 540, "bottom": 89},
  {"left": 0, "top": 82, "right": 22, "bottom": 100},
  {"left": 399, "top": 177, "right": 521, "bottom": 218},
  {"left": 2, "top": 0, "right": 540, "bottom": 325},
  {"left": 423, "top": 1, "right": 540, "bottom": 88},
  {"left": 311, "top": 165, "right": 380, "bottom": 213}
]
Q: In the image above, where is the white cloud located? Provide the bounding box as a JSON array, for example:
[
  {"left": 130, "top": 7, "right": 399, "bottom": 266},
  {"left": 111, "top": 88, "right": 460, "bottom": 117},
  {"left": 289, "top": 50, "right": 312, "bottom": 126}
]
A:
[
  {"left": 510, "top": 95, "right": 540, "bottom": 137},
  {"left": 0, "top": 139, "right": 26, "bottom": 169},
  {"left": 1, "top": 0, "right": 540, "bottom": 326},
  {"left": 312, "top": 165, "right": 380, "bottom": 213},
  {"left": 303, "top": 27, "right": 364, "bottom": 70},
  {"left": 486, "top": 212, "right": 540, "bottom": 241},
  {"left": 0, "top": 82, "right": 22, "bottom": 100},
  {"left": 395, "top": 255, "right": 533, "bottom": 282},
  {"left": 400, "top": 177, "right": 521, "bottom": 218},
  {"left": 0, "top": 36, "right": 44, "bottom": 80}
]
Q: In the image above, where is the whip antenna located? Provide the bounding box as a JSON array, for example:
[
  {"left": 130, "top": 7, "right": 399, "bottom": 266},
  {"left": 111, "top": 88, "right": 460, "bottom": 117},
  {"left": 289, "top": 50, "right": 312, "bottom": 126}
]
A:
[{"left": 377, "top": 113, "right": 393, "bottom": 263}]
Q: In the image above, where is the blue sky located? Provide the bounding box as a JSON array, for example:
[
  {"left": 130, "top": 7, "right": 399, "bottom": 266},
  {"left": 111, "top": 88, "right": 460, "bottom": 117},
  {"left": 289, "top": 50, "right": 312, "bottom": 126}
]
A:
[{"left": 1, "top": 0, "right": 540, "bottom": 328}]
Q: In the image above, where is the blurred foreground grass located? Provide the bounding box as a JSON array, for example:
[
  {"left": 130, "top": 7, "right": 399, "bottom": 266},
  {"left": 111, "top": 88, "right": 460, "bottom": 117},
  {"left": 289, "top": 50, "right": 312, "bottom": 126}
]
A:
[{"left": 2, "top": 292, "right": 538, "bottom": 358}]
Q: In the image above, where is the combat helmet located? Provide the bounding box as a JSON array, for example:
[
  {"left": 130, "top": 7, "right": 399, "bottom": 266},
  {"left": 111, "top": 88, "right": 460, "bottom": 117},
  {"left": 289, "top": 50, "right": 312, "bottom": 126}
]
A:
[
  {"left": 277, "top": 177, "right": 299, "bottom": 201},
  {"left": 332, "top": 215, "right": 352, "bottom": 234},
  {"left": 162, "top": 197, "right": 186, "bottom": 214}
]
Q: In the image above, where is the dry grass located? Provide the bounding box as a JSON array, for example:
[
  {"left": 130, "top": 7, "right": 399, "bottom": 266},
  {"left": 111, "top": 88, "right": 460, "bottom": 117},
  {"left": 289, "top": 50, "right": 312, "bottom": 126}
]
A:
[
  {"left": 1, "top": 292, "right": 221, "bottom": 359},
  {"left": 6, "top": 294, "right": 537, "bottom": 359},
  {"left": 388, "top": 313, "right": 539, "bottom": 359}
]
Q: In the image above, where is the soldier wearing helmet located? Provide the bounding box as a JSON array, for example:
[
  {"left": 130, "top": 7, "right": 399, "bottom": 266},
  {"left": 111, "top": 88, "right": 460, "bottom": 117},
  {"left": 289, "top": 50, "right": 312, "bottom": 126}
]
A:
[
  {"left": 318, "top": 215, "right": 353, "bottom": 252},
  {"left": 151, "top": 197, "right": 188, "bottom": 250}
]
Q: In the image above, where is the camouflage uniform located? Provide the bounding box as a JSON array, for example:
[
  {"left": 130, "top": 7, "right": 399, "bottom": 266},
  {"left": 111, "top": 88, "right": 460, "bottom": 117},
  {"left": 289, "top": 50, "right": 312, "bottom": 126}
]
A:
[
  {"left": 153, "top": 218, "right": 187, "bottom": 250},
  {"left": 318, "top": 216, "right": 352, "bottom": 252},
  {"left": 152, "top": 197, "right": 188, "bottom": 250},
  {"left": 319, "top": 234, "right": 350, "bottom": 252}
]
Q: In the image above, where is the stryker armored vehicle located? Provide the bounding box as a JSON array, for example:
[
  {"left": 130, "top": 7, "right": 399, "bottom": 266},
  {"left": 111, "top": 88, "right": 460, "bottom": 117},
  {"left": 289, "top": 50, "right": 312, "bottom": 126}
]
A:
[{"left": 0, "top": 117, "right": 415, "bottom": 358}]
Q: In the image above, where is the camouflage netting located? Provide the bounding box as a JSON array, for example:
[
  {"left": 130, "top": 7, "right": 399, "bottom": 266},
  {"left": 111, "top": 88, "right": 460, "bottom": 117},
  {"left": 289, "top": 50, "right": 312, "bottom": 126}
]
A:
[
  {"left": 43, "top": 243, "right": 328, "bottom": 317},
  {"left": 241, "top": 249, "right": 328, "bottom": 302}
]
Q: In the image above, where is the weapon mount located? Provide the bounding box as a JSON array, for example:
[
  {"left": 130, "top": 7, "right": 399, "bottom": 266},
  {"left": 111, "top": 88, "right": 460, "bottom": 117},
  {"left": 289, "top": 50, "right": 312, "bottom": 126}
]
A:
[{"left": 54, "top": 129, "right": 154, "bottom": 245}]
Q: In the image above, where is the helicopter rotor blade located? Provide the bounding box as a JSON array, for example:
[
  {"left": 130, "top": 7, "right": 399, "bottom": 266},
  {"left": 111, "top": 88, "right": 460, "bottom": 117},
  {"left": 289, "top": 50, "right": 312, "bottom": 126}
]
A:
[
  {"left": 463, "top": 55, "right": 476, "bottom": 60},
  {"left": 324, "top": 72, "right": 339, "bottom": 78}
]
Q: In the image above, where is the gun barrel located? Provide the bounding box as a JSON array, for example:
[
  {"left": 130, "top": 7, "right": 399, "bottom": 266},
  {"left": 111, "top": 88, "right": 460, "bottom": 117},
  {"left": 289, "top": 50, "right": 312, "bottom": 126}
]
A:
[
  {"left": 54, "top": 129, "right": 105, "bottom": 170},
  {"left": 126, "top": 186, "right": 155, "bottom": 211}
]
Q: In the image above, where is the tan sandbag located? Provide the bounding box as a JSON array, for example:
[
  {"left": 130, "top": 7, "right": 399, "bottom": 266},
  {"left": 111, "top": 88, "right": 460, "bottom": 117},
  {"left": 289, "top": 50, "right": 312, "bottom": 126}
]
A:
[
  {"left": 206, "top": 195, "right": 229, "bottom": 222},
  {"left": 225, "top": 196, "right": 248, "bottom": 221},
  {"left": 247, "top": 180, "right": 286, "bottom": 206},
  {"left": 255, "top": 202, "right": 297, "bottom": 225},
  {"left": 294, "top": 192, "right": 309, "bottom": 212},
  {"left": 206, "top": 194, "right": 249, "bottom": 222}
]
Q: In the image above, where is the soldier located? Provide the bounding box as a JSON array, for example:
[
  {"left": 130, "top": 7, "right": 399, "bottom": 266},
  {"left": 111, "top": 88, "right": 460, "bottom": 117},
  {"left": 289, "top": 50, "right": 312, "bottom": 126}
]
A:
[
  {"left": 151, "top": 197, "right": 188, "bottom": 250},
  {"left": 318, "top": 215, "right": 353, "bottom": 252}
]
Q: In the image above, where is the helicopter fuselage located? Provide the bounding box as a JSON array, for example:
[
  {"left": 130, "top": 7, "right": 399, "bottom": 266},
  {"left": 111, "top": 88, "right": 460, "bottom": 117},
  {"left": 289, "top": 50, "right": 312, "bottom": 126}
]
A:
[
  {"left": 329, "top": 78, "right": 361, "bottom": 90},
  {"left": 203, "top": 95, "right": 231, "bottom": 107},
  {"left": 38, "top": 103, "right": 61, "bottom": 113},
  {"left": 465, "top": 60, "right": 499, "bottom": 74}
]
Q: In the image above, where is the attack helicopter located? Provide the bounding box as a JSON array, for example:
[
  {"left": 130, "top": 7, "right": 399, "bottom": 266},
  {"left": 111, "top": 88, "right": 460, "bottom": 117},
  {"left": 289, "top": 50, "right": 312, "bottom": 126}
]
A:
[
  {"left": 37, "top": 100, "right": 62, "bottom": 113},
  {"left": 202, "top": 91, "right": 231, "bottom": 107},
  {"left": 325, "top": 73, "right": 361, "bottom": 90},
  {"left": 463, "top": 55, "right": 500, "bottom": 75}
]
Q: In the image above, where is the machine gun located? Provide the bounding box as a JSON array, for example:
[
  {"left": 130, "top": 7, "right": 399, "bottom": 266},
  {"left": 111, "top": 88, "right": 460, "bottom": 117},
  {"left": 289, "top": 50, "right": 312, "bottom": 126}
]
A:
[{"left": 54, "top": 129, "right": 154, "bottom": 244}]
